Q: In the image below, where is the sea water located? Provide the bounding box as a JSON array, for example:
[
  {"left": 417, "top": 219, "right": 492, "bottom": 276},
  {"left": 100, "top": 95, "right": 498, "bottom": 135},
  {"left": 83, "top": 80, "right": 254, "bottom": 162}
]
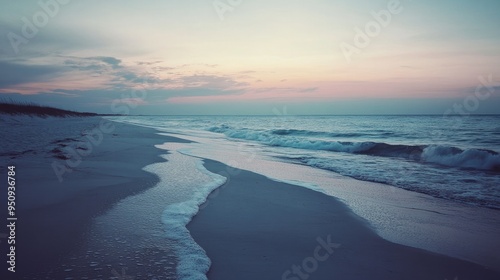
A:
[
  {"left": 109, "top": 115, "right": 500, "bottom": 276},
  {"left": 116, "top": 115, "right": 500, "bottom": 209}
]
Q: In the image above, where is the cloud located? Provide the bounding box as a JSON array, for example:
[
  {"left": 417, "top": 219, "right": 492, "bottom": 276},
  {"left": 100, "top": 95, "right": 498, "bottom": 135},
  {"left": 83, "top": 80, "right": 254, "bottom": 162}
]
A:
[
  {"left": 0, "top": 53, "right": 165, "bottom": 94},
  {"left": 251, "top": 86, "right": 319, "bottom": 94},
  {"left": 0, "top": 48, "right": 253, "bottom": 98},
  {"left": 137, "top": 60, "right": 163, "bottom": 66},
  {"left": 0, "top": 86, "right": 246, "bottom": 113},
  {"left": 0, "top": 60, "right": 64, "bottom": 88},
  {"left": 119, "top": 97, "right": 147, "bottom": 106},
  {"left": 177, "top": 74, "right": 248, "bottom": 89},
  {"left": 62, "top": 55, "right": 122, "bottom": 72},
  {"left": 299, "top": 87, "right": 318, "bottom": 93},
  {"left": 239, "top": 70, "right": 257, "bottom": 74},
  {"left": 0, "top": 18, "right": 113, "bottom": 57},
  {"left": 92, "top": 56, "right": 122, "bottom": 68}
]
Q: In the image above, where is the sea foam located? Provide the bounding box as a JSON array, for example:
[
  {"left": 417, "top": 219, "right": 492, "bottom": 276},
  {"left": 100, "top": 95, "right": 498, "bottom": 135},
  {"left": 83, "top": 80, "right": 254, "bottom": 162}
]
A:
[
  {"left": 422, "top": 145, "right": 500, "bottom": 171},
  {"left": 161, "top": 160, "right": 226, "bottom": 280},
  {"left": 208, "top": 126, "right": 500, "bottom": 171}
]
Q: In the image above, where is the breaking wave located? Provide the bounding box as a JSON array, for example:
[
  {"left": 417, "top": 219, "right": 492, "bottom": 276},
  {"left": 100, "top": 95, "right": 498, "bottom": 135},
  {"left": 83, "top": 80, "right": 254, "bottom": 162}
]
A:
[{"left": 208, "top": 126, "right": 500, "bottom": 171}]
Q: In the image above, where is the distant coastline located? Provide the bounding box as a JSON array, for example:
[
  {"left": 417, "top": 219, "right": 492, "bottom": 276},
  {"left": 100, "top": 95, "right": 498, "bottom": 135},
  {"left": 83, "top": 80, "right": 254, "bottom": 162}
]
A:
[{"left": 2, "top": 100, "right": 498, "bottom": 117}]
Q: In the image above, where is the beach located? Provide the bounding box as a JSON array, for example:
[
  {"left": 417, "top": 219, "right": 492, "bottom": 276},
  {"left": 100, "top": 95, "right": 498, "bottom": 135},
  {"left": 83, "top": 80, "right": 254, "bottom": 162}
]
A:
[
  {"left": 1, "top": 116, "right": 499, "bottom": 279},
  {"left": 2, "top": 0, "right": 500, "bottom": 279},
  {"left": 0, "top": 117, "right": 172, "bottom": 279},
  {"left": 188, "top": 159, "right": 499, "bottom": 280}
]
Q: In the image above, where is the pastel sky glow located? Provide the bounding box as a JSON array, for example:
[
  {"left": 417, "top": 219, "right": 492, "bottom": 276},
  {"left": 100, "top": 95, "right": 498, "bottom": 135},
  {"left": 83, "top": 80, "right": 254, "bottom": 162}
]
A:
[{"left": 1, "top": 0, "right": 499, "bottom": 114}]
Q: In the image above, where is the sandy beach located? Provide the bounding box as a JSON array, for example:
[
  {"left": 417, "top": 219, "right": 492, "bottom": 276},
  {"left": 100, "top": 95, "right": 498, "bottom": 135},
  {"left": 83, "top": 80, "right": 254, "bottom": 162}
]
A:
[
  {"left": 2, "top": 0, "right": 500, "bottom": 278},
  {"left": 1, "top": 117, "right": 499, "bottom": 279},
  {"left": 2, "top": 0, "right": 500, "bottom": 279},
  {"left": 0, "top": 117, "right": 171, "bottom": 279},
  {"left": 187, "top": 159, "right": 500, "bottom": 280}
]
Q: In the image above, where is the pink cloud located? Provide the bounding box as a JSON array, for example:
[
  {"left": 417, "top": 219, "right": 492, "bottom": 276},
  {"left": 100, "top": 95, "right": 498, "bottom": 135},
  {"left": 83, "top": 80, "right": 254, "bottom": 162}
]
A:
[{"left": 166, "top": 79, "right": 467, "bottom": 104}]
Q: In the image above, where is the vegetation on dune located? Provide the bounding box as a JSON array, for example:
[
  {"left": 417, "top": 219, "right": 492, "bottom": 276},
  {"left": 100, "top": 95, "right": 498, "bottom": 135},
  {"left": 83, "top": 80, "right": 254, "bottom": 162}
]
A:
[{"left": 0, "top": 99, "right": 98, "bottom": 117}]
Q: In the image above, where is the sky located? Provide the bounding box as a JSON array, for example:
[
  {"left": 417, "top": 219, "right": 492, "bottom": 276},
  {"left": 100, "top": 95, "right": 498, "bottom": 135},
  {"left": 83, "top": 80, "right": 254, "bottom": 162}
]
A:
[{"left": 0, "top": 0, "right": 499, "bottom": 115}]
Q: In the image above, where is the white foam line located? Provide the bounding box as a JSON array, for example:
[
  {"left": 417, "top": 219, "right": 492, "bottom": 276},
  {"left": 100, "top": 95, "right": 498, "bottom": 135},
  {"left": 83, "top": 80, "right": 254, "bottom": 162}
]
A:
[{"left": 161, "top": 160, "right": 226, "bottom": 280}]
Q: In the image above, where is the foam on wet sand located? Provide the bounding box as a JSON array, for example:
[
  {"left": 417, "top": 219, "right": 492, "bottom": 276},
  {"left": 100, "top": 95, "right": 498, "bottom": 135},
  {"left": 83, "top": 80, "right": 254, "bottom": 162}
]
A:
[{"left": 187, "top": 159, "right": 500, "bottom": 280}]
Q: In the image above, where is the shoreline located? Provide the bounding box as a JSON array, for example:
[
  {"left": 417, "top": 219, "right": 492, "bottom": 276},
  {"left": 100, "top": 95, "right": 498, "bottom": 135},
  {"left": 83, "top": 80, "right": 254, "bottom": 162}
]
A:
[
  {"left": 2, "top": 116, "right": 499, "bottom": 279},
  {"left": 187, "top": 159, "right": 500, "bottom": 280},
  {"left": 158, "top": 129, "right": 500, "bottom": 270},
  {"left": 0, "top": 117, "right": 168, "bottom": 278}
]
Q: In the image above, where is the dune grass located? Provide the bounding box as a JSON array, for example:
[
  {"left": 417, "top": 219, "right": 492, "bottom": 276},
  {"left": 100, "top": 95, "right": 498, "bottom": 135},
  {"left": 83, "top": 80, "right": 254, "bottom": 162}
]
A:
[{"left": 0, "top": 100, "right": 98, "bottom": 117}]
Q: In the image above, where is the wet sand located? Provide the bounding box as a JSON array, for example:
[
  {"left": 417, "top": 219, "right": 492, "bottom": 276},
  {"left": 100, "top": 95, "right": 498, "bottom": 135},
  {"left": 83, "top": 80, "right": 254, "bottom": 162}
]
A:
[{"left": 188, "top": 159, "right": 500, "bottom": 280}]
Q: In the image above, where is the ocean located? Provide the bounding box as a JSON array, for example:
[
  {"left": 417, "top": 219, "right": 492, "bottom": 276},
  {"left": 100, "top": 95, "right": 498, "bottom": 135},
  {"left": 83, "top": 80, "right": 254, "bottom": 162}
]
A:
[
  {"left": 107, "top": 115, "right": 500, "bottom": 278},
  {"left": 3, "top": 114, "right": 499, "bottom": 278},
  {"left": 114, "top": 115, "right": 500, "bottom": 209}
]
